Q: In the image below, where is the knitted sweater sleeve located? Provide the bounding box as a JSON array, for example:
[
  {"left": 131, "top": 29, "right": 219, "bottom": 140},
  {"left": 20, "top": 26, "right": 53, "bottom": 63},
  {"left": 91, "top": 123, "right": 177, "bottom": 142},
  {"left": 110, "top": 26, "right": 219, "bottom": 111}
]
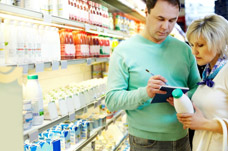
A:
[{"left": 105, "top": 51, "right": 151, "bottom": 112}]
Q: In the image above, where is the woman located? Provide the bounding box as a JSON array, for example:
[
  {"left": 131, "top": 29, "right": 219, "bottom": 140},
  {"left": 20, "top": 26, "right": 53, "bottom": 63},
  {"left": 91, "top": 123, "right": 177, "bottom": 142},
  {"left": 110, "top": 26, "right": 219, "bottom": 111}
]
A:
[{"left": 177, "top": 14, "right": 228, "bottom": 151}]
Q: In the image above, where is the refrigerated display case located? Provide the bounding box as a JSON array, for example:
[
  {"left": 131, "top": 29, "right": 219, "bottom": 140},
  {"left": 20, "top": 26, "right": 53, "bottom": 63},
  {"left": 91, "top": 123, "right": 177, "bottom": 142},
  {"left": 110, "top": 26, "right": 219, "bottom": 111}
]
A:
[{"left": 0, "top": 1, "right": 146, "bottom": 150}]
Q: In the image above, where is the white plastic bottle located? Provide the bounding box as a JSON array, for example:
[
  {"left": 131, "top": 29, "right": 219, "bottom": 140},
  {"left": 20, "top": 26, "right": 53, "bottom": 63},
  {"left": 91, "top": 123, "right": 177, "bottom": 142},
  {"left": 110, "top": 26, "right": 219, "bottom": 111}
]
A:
[
  {"left": 52, "top": 0, "right": 58, "bottom": 16},
  {"left": 0, "top": 22, "right": 5, "bottom": 65},
  {"left": 24, "top": 22, "right": 34, "bottom": 64},
  {"left": 5, "top": 20, "right": 17, "bottom": 65},
  {"left": 172, "top": 88, "right": 194, "bottom": 113},
  {"left": 25, "top": 75, "right": 44, "bottom": 126},
  {"left": 38, "top": 25, "right": 45, "bottom": 62},
  {"left": 16, "top": 21, "right": 25, "bottom": 64},
  {"left": 55, "top": 27, "right": 61, "bottom": 61}
]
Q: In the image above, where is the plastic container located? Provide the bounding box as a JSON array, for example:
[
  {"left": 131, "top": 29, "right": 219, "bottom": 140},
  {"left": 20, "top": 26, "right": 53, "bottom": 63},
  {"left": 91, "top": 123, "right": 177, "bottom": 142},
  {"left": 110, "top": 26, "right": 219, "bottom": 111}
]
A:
[
  {"left": 172, "top": 88, "right": 194, "bottom": 113},
  {"left": 5, "top": 20, "right": 17, "bottom": 65},
  {"left": 23, "top": 100, "right": 33, "bottom": 130},
  {"left": 25, "top": 75, "right": 44, "bottom": 126},
  {"left": 0, "top": 22, "right": 5, "bottom": 65}
]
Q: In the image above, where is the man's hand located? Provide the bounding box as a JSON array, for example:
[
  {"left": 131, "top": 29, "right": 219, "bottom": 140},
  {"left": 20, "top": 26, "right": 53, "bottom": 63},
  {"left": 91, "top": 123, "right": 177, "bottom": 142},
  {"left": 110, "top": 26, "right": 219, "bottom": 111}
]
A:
[
  {"left": 167, "top": 97, "right": 174, "bottom": 106},
  {"left": 146, "top": 75, "right": 167, "bottom": 98}
]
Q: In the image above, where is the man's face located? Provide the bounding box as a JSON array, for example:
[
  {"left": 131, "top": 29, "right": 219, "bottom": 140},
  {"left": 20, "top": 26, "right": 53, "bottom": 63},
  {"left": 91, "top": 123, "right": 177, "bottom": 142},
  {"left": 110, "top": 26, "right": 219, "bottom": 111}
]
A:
[{"left": 145, "top": 0, "right": 179, "bottom": 43}]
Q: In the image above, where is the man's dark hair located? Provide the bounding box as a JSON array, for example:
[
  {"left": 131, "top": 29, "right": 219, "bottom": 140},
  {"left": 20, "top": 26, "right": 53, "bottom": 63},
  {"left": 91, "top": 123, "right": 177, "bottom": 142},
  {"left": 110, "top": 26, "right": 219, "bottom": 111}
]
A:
[{"left": 146, "top": 0, "right": 180, "bottom": 13}]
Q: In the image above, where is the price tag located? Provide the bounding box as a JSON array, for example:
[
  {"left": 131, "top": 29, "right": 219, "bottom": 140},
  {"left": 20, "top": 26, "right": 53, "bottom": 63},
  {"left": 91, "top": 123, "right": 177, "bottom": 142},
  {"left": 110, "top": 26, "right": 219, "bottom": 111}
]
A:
[
  {"left": 61, "top": 60, "right": 67, "bottom": 69},
  {"left": 21, "top": 64, "right": 28, "bottom": 74},
  {"left": 43, "top": 13, "right": 52, "bottom": 23},
  {"left": 35, "top": 62, "right": 44, "bottom": 73},
  {"left": 98, "top": 130, "right": 101, "bottom": 136},
  {"left": 113, "top": 118, "right": 116, "bottom": 124},
  {"left": 84, "top": 107, "right": 88, "bottom": 113},
  {"left": 103, "top": 28, "right": 107, "bottom": 34},
  {"left": 121, "top": 111, "right": 125, "bottom": 116},
  {"left": 97, "top": 99, "right": 101, "bottom": 106},
  {"left": 91, "top": 141, "right": 95, "bottom": 150},
  {"left": 29, "top": 130, "right": 39, "bottom": 142},
  {"left": 69, "top": 112, "right": 75, "bottom": 122},
  {"left": 97, "top": 27, "right": 101, "bottom": 33},
  {"left": 86, "top": 58, "right": 92, "bottom": 65},
  {"left": 84, "top": 24, "right": 90, "bottom": 31},
  {"left": 94, "top": 102, "right": 98, "bottom": 108},
  {"left": 52, "top": 61, "right": 59, "bottom": 70}
]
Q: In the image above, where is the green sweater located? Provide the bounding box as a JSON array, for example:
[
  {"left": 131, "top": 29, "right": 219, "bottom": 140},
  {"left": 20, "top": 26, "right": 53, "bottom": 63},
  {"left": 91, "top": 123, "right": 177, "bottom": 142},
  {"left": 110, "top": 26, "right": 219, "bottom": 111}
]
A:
[{"left": 105, "top": 34, "right": 201, "bottom": 141}]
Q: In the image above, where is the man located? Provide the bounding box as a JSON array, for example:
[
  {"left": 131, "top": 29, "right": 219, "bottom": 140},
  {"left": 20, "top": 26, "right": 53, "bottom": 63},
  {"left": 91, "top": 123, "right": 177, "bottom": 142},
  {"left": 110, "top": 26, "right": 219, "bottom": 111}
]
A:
[{"left": 105, "top": 0, "right": 200, "bottom": 150}]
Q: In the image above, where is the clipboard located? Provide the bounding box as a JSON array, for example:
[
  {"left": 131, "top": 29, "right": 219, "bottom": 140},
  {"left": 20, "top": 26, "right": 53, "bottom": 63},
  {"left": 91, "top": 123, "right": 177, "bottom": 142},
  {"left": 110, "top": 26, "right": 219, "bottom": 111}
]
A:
[{"left": 151, "top": 85, "right": 189, "bottom": 103}]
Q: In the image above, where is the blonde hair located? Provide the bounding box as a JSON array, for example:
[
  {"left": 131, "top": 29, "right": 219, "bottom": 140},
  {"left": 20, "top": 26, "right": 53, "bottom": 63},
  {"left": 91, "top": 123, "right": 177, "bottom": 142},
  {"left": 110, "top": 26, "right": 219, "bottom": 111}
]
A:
[{"left": 186, "top": 14, "right": 228, "bottom": 58}]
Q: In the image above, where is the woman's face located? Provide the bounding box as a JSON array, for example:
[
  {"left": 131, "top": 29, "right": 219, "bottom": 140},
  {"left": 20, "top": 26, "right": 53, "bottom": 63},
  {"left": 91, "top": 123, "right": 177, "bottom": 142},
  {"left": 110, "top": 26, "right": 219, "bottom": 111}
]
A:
[{"left": 189, "top": 36, "right": 219, "bottom": 68}]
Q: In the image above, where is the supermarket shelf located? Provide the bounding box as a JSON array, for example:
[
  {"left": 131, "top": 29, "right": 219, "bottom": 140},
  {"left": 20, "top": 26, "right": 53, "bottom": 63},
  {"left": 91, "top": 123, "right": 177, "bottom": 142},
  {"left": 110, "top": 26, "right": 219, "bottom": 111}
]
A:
[
  {"left": 102, "top": 0, "right": 146, "bottom": 22},
  {"left": 0, "top": 3, "right": 130, "bottom": 38},
  {"left": 0, "top": 3, "right": 42, "bottom": 20},
  {"left": 14, "top": 57, "right": 109, "bottom": 73},
  {"left": 23, "top": 96, "right": 105, "bottom": 141},
  {"left": 51, "top": 16, "right": 85, "bottom": 29},
  {"left": 113, "top": 131, "right": 129, "bottom": 151},
  {"left": 68, "top": 110, "right": 125, "bottom": 151}
]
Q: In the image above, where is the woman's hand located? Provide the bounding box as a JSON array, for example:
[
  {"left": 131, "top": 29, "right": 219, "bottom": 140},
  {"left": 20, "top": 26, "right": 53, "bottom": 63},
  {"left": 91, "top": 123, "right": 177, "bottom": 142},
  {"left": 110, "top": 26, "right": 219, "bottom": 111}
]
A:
[{"left": 176, "top": 103, "right": 208, "bottom": 130}]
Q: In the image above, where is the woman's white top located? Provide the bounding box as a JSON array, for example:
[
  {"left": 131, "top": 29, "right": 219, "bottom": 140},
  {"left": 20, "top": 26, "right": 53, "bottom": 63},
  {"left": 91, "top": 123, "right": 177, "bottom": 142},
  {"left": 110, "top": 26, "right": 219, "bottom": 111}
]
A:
[{"left": 192, "top": 63, "right": 228, "bottom": 151}]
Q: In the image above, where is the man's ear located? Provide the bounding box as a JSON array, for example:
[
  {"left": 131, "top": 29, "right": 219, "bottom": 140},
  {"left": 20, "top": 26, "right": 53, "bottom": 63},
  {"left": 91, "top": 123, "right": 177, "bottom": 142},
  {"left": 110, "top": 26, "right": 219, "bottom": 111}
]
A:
[{"left": 145, "top": 7, "right": 148, "bottom": 17}]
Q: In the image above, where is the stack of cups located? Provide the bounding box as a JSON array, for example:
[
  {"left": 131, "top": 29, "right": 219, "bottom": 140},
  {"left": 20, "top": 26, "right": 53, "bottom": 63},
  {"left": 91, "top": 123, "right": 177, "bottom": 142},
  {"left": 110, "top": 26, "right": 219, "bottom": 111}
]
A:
[{"left": 23, "top": 100, "right": 33, "bottom": 130}]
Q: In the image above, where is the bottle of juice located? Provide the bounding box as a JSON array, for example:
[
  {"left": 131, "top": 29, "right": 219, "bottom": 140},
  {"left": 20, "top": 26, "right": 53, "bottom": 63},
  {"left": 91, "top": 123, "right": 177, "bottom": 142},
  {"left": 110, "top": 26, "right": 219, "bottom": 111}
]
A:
[{"left": 59, "top": 29, "right": 66, "bottom": 60}]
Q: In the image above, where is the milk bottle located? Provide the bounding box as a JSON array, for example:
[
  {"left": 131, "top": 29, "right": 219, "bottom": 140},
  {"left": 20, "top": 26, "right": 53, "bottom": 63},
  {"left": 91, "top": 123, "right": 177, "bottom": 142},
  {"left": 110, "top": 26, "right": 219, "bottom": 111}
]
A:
[
  {"left": 0, "top": 22, "right": 5, "bottom": 65},
  {"left": 5, "top": 20, "right": 17, "bottom": 65},
  {"left": 172, "top": 88, "right": 194, "bottom": 113},
  {"left": 25, "top": 75, "right": 44, "bottom": 126}
]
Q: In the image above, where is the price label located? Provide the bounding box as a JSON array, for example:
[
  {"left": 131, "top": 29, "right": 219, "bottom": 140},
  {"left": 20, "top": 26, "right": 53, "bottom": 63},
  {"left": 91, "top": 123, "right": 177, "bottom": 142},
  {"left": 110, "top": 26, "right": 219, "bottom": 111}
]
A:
[
  {"left": 35, "top": 62, "right": 44, "bottom": 73},
  {"left": 94, "top": 102, "right": 98, "bottom": 108},
  {"left": 97, "top": 99, "right": 101, "bottom": 106},
  {"left": 121, "top": 111, "right": 125, "bottom": 116},
  {"left": 91, "top": 141, "right": 95, "bottom": 150},
  {"left": 69, "top": 112, "right": 75, "bottom": 122},
  {"left": 98, "top": 130, "right": 101, "bottom": 136},
  {"left": 113, "top": 118, "right": 116, "bottom": 124},
  {"left": 97, "top": 27, "right": 101, "bottom": 33},
  {"left": 43, "top": 13, "right": 52, "bottom": 23},
  {"left": 103, "top": 28, "right": 107, "bottom": 34},
  {"left": 85, "top": 24, "right": 90, "bottom": 31},
  {"left": 29, "top": 130, "right": 39, "bottom": 142},
  {"left": 61, "top": 60, "right": 67, "bottom": 69},
  {"left": 21, "top": 64, "right": 28, "bottom": 74},
  {"left": 86, "top": 58, "right": 92, "bottom": 65},
  {"left": 84, "top": 107, "right": 88, "bottom": 113},
  {"left": 52, "top": 61, "right": 59, "bottom": 70}
]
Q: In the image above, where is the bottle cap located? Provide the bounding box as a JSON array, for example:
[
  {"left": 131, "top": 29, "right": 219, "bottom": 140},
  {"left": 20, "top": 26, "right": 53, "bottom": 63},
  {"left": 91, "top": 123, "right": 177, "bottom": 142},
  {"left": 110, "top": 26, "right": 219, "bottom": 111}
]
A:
[
  {"left": 27, "top": 75, "right": 38, "bottom": 79},
  {"left": 172, "top": 88, "right": 183, "bottom": 98}
]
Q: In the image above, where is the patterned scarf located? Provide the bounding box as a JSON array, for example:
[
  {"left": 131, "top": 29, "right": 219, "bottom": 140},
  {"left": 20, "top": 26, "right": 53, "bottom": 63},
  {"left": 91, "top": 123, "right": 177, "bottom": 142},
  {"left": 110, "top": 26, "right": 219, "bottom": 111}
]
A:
[{"left": 197, "top": 55, "right": 227, "bottom": 87}]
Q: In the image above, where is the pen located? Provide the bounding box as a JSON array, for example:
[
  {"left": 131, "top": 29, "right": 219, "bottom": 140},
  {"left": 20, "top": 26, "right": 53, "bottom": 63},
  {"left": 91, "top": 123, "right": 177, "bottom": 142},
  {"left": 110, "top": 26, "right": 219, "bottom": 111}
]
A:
[
  {"left": 145, "top": 69, "right": 155, "bottom": 76},
  {"left": 145, "top": 69, "right": 168, "bottom": 85}
]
